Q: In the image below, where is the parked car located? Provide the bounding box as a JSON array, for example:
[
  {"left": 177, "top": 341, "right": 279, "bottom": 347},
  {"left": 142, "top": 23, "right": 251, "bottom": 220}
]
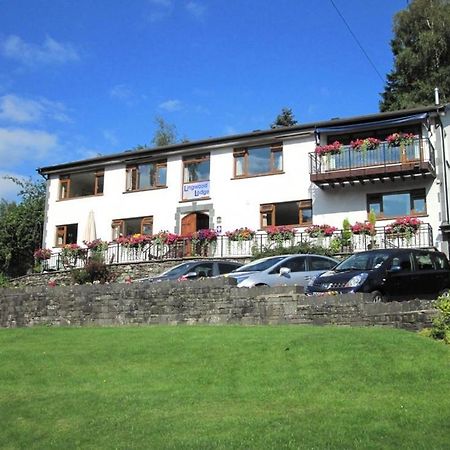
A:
[
  {"left": 226, "top": 254, "right": 339, "bottom": 288},
  {"left": 305, "top": 248, "right": 450, "bottom": 301},
  {"left": 139, "top": 260, "right": 242, "bottom": 282}
]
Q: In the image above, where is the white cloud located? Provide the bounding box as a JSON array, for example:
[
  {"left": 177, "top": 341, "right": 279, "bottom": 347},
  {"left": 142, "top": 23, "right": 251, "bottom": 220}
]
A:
[
  {"left": 224, "top": 125, "right": 238, "bottom": 135},
  {"left": 185, "top": 1, "right": 206, "bottom": 19},
  {"left": 0, "top": 94, "right": 70, "bottom": 124},
  {"left": 109, "top": 84, "right": 141, "bottom": 106},
  {"left": 1, "top": 35, "right": 80, "bottom": 66},
  {"left": 159, "top": 99, "right": 183, "bottom": 112},
  {"left": 0, "top": 128, "right": 58, "bottom": 167},
  {"left": 147, "top": 0, "right": 174, "bottom": 22}
]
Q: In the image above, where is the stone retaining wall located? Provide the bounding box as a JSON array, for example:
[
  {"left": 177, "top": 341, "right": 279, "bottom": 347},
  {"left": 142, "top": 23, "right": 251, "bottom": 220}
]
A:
[{"left": 0, "top": 278, "right": 436, "bottom": 330}]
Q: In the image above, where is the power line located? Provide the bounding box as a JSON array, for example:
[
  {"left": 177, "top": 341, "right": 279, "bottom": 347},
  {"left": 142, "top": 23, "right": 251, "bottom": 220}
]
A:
[{"left": 329, "top": 0, "right": 385, "bottom": 83}]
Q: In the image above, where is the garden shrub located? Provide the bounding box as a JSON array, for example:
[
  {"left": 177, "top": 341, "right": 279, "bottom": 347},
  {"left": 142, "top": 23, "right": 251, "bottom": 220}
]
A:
[
  {"left": 71, "top": 257, "right": 114, "bottom": 284},
  {"left": 430, "top": 295, "right": 450, "bottom": 343},
  {"left": 251, "top": 241, "right": 336, "bottom": 260}
]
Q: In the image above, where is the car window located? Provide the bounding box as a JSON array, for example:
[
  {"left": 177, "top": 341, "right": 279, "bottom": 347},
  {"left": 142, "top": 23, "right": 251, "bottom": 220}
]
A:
[
  {"left": 234, "top": 256, "right": 286, "bottom": 272},
  {"left": 432, "top": 253, "right": 450, "bottom": 270},
  {"left": 413, "top": 253, "right": 434, "bottom": 271},
  {"left": 193, "top": 263, "right": 214, "bottom": 277},
  {"left": 280, "top": 257, "right": 305, "bottom": 273},
  {"left": 160, "top": 262, "right": 196, "bottom": 277},
  {"left": 309, "top": 256, "right": 336, "bottom": 271},
  {"left": 218, "top": 263, "right": 240, "bottom": 274},
  {"left": 391, "top": 253, "right": 412, "bottom": 271},
  {"left": 336, "top": 252, "right": 390, "bottom": 271}
]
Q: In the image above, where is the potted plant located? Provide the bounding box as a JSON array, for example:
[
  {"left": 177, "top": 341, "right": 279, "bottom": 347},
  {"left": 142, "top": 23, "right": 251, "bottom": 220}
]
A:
[
  {"left": 33, "top": 248, "right": 52, "bottom": 272},
  {"left": 305, "top": 224, "right": 337, "bottom": 238},
  {"left": 386, "top": 132, "right": 416, "bottom": 147},
  {"left": 190, "top": 229, "right": 217, "bottom": 256},
  {"left": 60, "top": 243, "right": 86, "bottom": 268},
  {"left": 385, "top": 216, "right": 422, "bottom": 239},
  {"left": 314, "top": 141, "right": 342, "bottom": 157}
]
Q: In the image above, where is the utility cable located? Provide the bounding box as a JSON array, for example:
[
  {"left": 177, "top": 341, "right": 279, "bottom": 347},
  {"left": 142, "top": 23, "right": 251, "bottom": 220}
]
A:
[{"left": 329, "top": 0, "right": 385, "bottom": 83}]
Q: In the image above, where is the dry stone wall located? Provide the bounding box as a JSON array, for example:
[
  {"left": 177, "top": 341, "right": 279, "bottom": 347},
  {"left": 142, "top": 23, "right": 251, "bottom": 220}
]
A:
[{"left": 0, "top": 278, "right": 436, "bottom": 330}]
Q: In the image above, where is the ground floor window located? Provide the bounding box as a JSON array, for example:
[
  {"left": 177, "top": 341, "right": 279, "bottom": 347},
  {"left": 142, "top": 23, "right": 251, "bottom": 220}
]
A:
[
  {"left": 55, "top": 224, "right": 78, "bottom": 247},
  {"left": 367, "top": 189, "right": 426, "bottom": 219},
  {"left": 111, "top": 216, "right": 153, "bottom": 239},
  {"left": 260, "top": 200, "right": 312, "bottom": 227}
]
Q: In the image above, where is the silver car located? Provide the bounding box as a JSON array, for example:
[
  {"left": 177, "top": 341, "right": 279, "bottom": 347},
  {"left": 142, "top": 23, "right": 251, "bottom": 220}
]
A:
[{"left": 227, "top": 254, "right": 339, "bottom": 288}]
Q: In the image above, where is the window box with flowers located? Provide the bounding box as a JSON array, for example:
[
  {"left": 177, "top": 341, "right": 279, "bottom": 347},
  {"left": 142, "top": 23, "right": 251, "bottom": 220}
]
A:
[
  {"left": 83, "top": 239, "right": 109, "bottom": 259},
  {"left": 152, "top": 231, "right": 184, "bottom": 258},
  {"left": 350, "top": 137, "right": 381, "bottom": 153},
  {"left": 351, "top": 222, "right": 375, "bottom": 236},
  {"left": 60, "top": 243, "right": 87, "bottom": 268},
  {"left": 266, "top": 226, "right": 295, "bottom": 246},
  {"left": 226, "top": 227, "right": 256, "bottom": 253},
  {"left": 34, "top": 248, "right": 52, "bottom": 272},
  {"left": 190, "top": 229, "right": 218, "bottom": 256},
  {"left": 305, "top": 224, "right": 337, "bottom": 238},
  {"left": 385, "top": 216, "right": 422, "bottom": 240},
  {"left": 386, "top": 132, "right": 418, "bottom": 162},
  {"left": 386, "top": 133, "right": 416, "bottom": 148},
  {"left": 315, "top": 141, "right": 342, "bottom": 157}
]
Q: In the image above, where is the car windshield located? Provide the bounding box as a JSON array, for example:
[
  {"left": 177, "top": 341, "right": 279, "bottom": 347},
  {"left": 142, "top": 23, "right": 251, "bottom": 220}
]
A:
[
  {"left": 233, "top": 256, "right": 287, "bottom": 273},
  {"left": 159, "top": 262, "right": 196, "bottom": 277},
  {"left": 334, "top": 252, "right": 390, "bottom": 271}
]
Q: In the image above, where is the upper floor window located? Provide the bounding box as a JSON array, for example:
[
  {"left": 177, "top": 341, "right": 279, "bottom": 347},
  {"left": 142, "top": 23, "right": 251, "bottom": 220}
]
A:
[
  {"left": 183, "top": 154, "right": 210, "bottom": 183},
  {"left": 234, "top": 144, "right": 283, "bottom": 178},
  {"left": 182, "top": 154, "right": 210, "bottom": 201},
  {"left": 111, "top": 216, "right": 153, "bottom": 240},
  {"left": 59, "top": 170, "right": 104, "bottom": 200},
  {"left": 367, "top": 189, "right": 426, "bottom": 219},
  {"left": 260, "top": 200, "right": 312, "bottom": 227},
  {"left": 55, "top": 224, "right": 78, "bottom": 247},
  {"left": 126, "top": 161, "right": 167, "bottom": 192}
]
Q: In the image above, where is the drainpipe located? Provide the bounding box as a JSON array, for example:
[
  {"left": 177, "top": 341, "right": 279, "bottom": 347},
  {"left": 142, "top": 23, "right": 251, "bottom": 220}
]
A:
[{"left": 437, "top": 112, "right": 449, "bottom": 224}]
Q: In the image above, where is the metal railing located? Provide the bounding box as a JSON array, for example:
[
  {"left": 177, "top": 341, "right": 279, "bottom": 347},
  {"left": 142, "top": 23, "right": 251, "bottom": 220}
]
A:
[
  {"left": 40, "top": 223, "right": 434, "bottom": 271},
  {"left": 309, "top": 138, "right": 435, "bottom": 177}
]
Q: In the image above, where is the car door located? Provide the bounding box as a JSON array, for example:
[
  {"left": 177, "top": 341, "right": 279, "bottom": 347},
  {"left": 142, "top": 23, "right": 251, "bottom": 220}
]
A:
[
  {"left": 431, "top": 253, "right": 450, "bottom": 295},
  {"left": 411, "top": 251, "right": 442, "bottom": 298},
  {"left": 383, "top": 251, "right": 414, "bottom": 300},
  {"left": 190, "top": 262, "right": 214, "bottom": 278},
  {"left": 271, "top": 256, "right": 307, "bottom": 286}
]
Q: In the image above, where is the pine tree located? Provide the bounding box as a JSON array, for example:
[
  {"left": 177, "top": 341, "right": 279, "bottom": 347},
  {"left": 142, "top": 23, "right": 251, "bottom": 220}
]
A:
[
  {"left": 270, "top": 108, "right": 298, "bottom": 128},
  {"left": 380, "top": 0, "right": 450, "bottom": 111}
]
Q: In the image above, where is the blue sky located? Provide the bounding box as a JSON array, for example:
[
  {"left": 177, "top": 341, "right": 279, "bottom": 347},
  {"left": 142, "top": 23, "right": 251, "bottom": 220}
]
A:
[{"left": 0, "top": 0, "right": 409, "bottom": 200}]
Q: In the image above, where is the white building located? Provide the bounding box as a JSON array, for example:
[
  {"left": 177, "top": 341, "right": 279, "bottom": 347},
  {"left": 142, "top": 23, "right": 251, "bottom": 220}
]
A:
[{"left": 38, "top": 104, "right": 450, "bottom": 257}]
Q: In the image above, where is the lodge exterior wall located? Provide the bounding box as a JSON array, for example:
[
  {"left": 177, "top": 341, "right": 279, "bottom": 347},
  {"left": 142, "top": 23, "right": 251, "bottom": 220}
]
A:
[{"left": 0, "top": 279, "right": 436, "bottom": 330}]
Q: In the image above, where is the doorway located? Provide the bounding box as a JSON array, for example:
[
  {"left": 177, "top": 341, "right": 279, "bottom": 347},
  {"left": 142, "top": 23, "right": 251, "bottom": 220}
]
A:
[{"left": 181, "top": 212, "right": 210, "bottom": 256}]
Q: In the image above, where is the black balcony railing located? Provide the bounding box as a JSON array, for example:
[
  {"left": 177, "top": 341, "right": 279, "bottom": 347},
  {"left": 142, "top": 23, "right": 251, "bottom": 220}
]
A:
[
  {"left": 39, "top": 223, "right": 434, "bottom": 272},
  {"left": 309, "top": 138, "right": 435, "bottom": 184}
]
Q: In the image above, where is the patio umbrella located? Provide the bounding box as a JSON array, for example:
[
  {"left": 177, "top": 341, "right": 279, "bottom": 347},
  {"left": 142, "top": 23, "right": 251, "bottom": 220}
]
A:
[{"left": 84, "top": 210, "right": 97, "bottom": 242}]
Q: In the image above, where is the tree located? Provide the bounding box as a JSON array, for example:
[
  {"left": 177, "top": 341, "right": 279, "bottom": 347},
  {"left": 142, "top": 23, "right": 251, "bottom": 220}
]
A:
[
  {"left": 0, "top": 177, "right": 46, "bottom": 277},
  {"left": 151, "top": 116, "right": 177, "bottom": 147},
  {"left": 380, "top": 0, "right": 450, "bottom": 111},
  {"left": 270, "top": 107, "right": 298, "bottom": 129}
]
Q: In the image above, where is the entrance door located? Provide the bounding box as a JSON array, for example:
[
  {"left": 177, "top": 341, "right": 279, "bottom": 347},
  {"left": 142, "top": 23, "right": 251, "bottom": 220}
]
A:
[{"left": 181, "top": 212, "right": 210, "bottom": 255}]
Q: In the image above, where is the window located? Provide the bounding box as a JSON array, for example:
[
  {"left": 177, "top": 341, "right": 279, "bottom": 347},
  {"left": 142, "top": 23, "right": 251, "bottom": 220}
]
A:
[
  {"left": 414, "top": 253, "right": 434, "bottom": 271},
  {"left": 126, "top": 161, "right": 167, "bottom": 191},
  {"left": 260, "top": 200, "right": 312, "bottom": 227},
  {"left": 182, "top": 154, "right": 210, "bottom": 201},
  {"left": 183, "top": 154, "right": 210, "bottom": 183},
  {"left": 111, "top": 216, "right": 153, "bottom": 239},
  {"left": 234, "top": 144, "right": 283, "bottom": 177},
  {"left": 59, "top": 170, "right": 104, "bottom": 199},
  {"left": 367, "top": 189, "right": 426, "bottom": 219},
  {"left": 55, "top": 224, "right": 78, "bottom": 247},
  {"left": 309, "top": 256, "right": 336, "bottom": 271}
]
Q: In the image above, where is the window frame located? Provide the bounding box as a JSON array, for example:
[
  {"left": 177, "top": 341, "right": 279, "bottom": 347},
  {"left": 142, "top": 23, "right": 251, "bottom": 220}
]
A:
[
  {"left": 58, "top": 170, "right": 104, "bottom": 200},
  {"left": 55, "top": 224, "right": 78, "bottom": 247},
  {"left": 260, "top": 199, "right": 312, "bottom": 228},
  {"left": 125, "top": 160, "right": 167, "bottom": 192},
  {"left": 183, "top": 154, "right": 210, "bottom": 183},
  {"left": 233, "top": 143, "right": 283, "bottom": 178},
  {"left": 111, "top": 216, "right": 154, "bottom": 239},
  {"left": 367, "top": 189, "right": 427, "bottom": 219}
]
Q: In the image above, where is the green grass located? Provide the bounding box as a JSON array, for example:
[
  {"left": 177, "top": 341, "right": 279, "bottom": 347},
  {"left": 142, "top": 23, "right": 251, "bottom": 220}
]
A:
[{"left": 0, "top": 326, "right": 449, "bottom": 449}]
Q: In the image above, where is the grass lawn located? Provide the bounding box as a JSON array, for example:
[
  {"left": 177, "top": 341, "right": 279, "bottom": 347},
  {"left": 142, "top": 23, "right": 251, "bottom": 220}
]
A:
[{"left": 0, "top": 326, "right": 449, "bottom": 449}]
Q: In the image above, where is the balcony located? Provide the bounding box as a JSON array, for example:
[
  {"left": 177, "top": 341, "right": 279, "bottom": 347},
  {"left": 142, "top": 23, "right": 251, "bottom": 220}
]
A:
[{"left": 309, "top": 138, "right": 436, "bottom": 187}]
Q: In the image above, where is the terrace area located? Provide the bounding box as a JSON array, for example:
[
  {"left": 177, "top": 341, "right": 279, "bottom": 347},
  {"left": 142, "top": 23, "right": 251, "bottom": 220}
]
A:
[{"left": 309, "top": 137, "right": 435, "bottom": 187}]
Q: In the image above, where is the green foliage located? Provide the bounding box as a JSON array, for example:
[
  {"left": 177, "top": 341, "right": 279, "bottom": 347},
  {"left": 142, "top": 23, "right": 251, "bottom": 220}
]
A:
[
  {"left": 0, "top": 177, "right": 46, "bottom": 277},
  {"left": 151, "top": 116, "right": 177, "bottom": 147},
  {"left": 430, "top": 294, "right": 450, "bottom": 342},
  {"left": 251, "top": 241, "right": 334, "bottom": 260},
  {"left": 71, "top": 257, "right": 114, "bottom": 284},
  {"left": 270, "top": 107, "right": 298, "bottom": 128},
  {"left": 0, "top": 272, "right": 9, "bottom": 287},
  {"left": 380, "top": 0, "right": 450, "bottom": 111}
]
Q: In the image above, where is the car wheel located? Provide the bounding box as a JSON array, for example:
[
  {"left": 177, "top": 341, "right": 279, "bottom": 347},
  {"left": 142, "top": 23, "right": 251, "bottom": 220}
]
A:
[
  {"left": 255, "top": 283, "right": 268, "bottom": 287},
  {"left": 370, "top": 290, "right": 384, "bottom": 303}
]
